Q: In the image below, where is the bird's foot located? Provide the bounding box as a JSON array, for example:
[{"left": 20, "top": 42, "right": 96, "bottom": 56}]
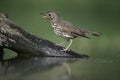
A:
[{"left": 60, "top": 48, "right": 70, "bottom": 52}]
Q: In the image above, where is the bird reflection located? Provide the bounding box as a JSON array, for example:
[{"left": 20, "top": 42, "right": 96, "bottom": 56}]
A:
[{"left": 52, "top": 62, "right": 71, "bottom": 80}]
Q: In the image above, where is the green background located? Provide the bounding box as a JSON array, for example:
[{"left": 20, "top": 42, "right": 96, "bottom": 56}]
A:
[
  {"left": 1, "top": 0, "right": 120, "bottom": 58},
  {"left": 0, "top": 0, "right": 120, "bottom": 80}
]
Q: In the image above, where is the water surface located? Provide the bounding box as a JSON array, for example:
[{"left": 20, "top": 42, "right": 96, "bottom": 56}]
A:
[{"left": 0, "top": 56, "right": 120, "bottom": 80}]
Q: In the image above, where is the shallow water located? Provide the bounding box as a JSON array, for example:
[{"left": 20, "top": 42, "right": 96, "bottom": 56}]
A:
[{"left": 0, "top": 56, "right": 120, "bottom": 80}]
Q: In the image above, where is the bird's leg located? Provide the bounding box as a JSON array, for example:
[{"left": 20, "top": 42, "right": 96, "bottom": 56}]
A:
[
  {"left": 61, "top": 39, "right": 73, "bottom": 52},
  {"left": 56, "top": 40, "right": 68, "bottom": 46}
]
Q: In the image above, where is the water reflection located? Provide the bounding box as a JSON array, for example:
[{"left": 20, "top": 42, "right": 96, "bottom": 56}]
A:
[
  {"left": 0, "top": 56, "right": 80, "bottom": 80},
  {"left": 52, "top": 63, "right": 72, "bottom": 80}
]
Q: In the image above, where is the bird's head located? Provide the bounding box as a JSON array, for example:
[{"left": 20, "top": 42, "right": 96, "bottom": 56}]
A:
[{"left": 42, "top": 11, "right": 60, "bottom": 23}]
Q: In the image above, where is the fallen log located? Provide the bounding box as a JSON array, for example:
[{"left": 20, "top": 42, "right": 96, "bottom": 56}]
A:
[{"left": 0, "top": 13, "right": 89, "bottom": 58}]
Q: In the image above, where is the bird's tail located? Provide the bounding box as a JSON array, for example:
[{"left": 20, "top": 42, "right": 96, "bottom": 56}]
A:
[{"left": 87, "top": 31, "right": 102, "bottom": 36}]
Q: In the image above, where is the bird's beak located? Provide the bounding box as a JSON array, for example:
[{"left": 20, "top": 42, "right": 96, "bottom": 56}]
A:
[
  {"left": 42, "top": 15, "right": 48, "bottom": 19},
  {"left": 40, "top": 12, "right": 48, "bottom": 19}
]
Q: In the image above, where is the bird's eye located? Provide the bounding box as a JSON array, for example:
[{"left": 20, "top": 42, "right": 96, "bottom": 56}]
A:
[
  {"left": 48, "top": 13, "right": 51, "bottom": 16},
  {"left": 48, "top": 13, "right": 53, "bottom": 20}
]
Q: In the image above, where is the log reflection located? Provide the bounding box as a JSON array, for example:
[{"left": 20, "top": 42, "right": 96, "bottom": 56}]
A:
[{"left": 0, "top": 56, "right": 80, "bottom": 80}]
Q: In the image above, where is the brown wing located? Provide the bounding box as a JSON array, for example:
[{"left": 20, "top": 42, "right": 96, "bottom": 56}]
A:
[{"left": 59, "top": 19, "right": 90, "bottom": 39}]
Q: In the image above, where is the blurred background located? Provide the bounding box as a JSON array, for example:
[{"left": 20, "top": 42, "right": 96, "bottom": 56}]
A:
[
  {"left": 0, "top": 0, "right": 119, "bottom": 58},
  {"left": 0, "top": 0, "right": 120, "bottom": 80}
]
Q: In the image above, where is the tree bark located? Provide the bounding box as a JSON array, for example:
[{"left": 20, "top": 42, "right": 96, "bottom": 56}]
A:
[{"left": 0, "top": 13, "right": 89, "bottom": 58}]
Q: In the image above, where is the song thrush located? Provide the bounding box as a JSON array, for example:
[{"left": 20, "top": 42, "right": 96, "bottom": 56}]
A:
[{"left": 42, "top": 11, "right": 101, "bottom": 52}]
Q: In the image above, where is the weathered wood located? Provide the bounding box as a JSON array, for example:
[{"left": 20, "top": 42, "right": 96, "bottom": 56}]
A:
[{"left": 0, "top": 13, "right": 89, "bottom": 58}]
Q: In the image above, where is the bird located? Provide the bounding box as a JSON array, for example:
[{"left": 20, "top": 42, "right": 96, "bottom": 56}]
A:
[{"left": 42, "top": 11, "right": 102, "bottom": 52}]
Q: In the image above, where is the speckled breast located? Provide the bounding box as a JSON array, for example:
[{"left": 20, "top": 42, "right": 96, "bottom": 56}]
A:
[{"left": 51, "top": 23, "right": 74, "bottom": 39}]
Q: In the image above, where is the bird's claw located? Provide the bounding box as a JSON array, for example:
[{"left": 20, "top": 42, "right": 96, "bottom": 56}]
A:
[{"left": 60, "top": 48, "right": 70, "bottom": 52}]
